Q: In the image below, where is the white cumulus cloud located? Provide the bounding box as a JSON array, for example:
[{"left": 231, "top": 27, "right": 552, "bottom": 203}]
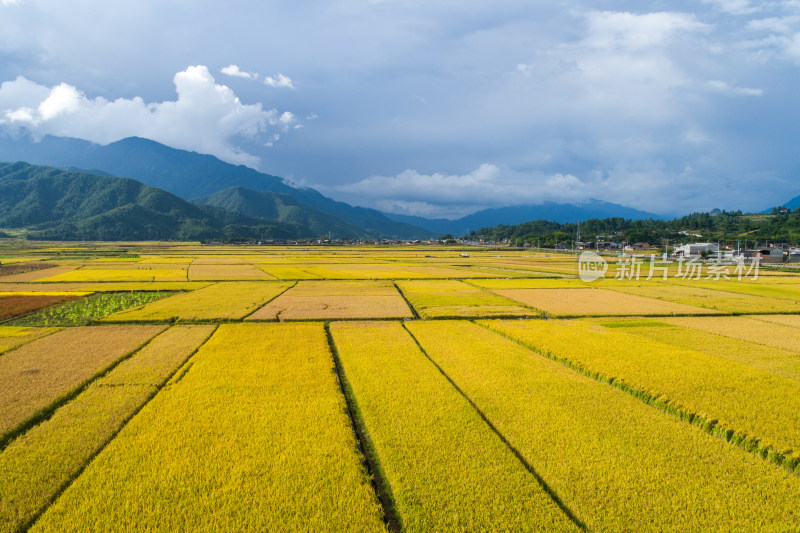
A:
[
  {"left": 0, "top": 65, "right": 296, "bottom": 167},
  {"left": 706, "top": 79, "right": 763, "bottom": 96},
  {"left": 264, "top": 73, "right": 294, "bottom": 89},
  {"left": 220, "top": 64, "right": 258, "bottom": 80}
]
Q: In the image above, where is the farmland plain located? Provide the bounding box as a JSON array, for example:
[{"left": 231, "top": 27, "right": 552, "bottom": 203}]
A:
[{"left": 1, "top": 241, "right": 800, "bottom": 531}]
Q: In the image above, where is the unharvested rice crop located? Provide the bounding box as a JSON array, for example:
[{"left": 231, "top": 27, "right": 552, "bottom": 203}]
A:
[
  {"left": 491, "top": 287, "right": 717, "bottom": 316},
  {"left": 395, "top": 280, "right": 534, "bottom": 318},
  {"left": 258, "top": 265, "right": 321, "bottom": 279},
  {"left": 247, "top": 280, "right": 412, "bottom": 320},
  {"left": 0, "top": 325, "right": 215, "bottom": 533},
  {"left": 607, "top": 283, "right": 800, "bottom": 313},
  {"left": 187, "top": 264, "right": 276, "bottom": 281},
  {"left": 484, "top": 318, "right": 800, "bottom": 467},
  {"left": 299, "top": 264, "right": 432, "bottom": 279},
  {"left": 0, "top": 327, "right": 59, "bottom": 356},
  {"left": 0, "top": 294, "right": 80, "bottom": 321},
  {"left": 405, "top": 320, "right": 800, "bottom": 531},
  {"left": 662, "top": 316, "right": 800, "bottom": 353},
  {"left": 0, "top": 325, "right": 165, "bottom": 445},
  {"left": 9, "top": 292, "right": 174, "bottom": 326},
  {"left": 43, "top": 268, "right": 189, "bottom": 283},
  {"left": 32, "top": 323, "right": 386, "bottom": 532},
  {"left": 330, "top": 321, "right": 578, "bottom": 531},
  {"left": 597, "top": 320, "right": 800, "bottom": 382},
  {"left": 104, "top": 281, "right": 292, "bottom": 321}
]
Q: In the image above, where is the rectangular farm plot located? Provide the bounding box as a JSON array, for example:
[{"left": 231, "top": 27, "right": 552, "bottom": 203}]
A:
[
  {"left": 0, "top": 325, "right": 166, "bottom": 444},
  {"left": 39, "top": 268, "right": 188, "bottom": 282},
  {"left": 187, "top": 264, "right": 276, "bottom": 281},
  {"left": 606, "top": 283, "right": 800, "bottom": 314},
  {"left": 395, "top": 280, "right": 535, "bottom": 318},
  {"left": 484, "top": 318, "right": 800, "bottom": 466},
  {"left": 406, "top": 321, "right": 800, "bottom": 531},
  {"left": 32, "top": 323, "right": 386, "bottom": 532},
  {"left": 0, "top": 266, "right": 78, "bottom": 282},
  {"left": 491, "top": 287, "right": 718, "bottom": 317},
  {"left": 598, "top": 320, "right": 800, "bottom": 382},
  {"left": 661, "top": 316, "right": 800, "bottom": 354},
  {"left": 0, "top": 327, "right": 59, "bottom": 356},
  {"left": 0, "top": 293, "right": 81, "bottom": 321},
  {"left": 247, "top": 280, "right": 413, "bottom": 320},
  {"left": 331, "top": 321, "right": 578, "bottom": 532},
  {"left": 103, "top": 281, "right": 292, "bottom": 321},
  {"left": 0, "top": 325, "right": 215, "bottom": 533},
  {"left": 258, "top": 265, "right": 321, "bottom": 280}
]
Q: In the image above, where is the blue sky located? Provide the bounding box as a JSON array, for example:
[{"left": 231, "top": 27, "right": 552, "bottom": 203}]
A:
[{"left": 1, "top": 0, "right": 799, "bottom": 218}]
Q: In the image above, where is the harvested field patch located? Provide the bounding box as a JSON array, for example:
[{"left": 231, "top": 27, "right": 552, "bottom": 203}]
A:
[
  {"left": 40, "top": 268, "right": 187, "bottom": 282},
  {"left": 187, "top": 264, "right": 276, "bottom": 280},
  {"left": 0, "top": 263, "right": 58, "bottom": 277},
  {"left": 247, "top": 280, "right": 412, "bottom": 320},
  {"left": 0, "top": 266, "right": 78, "bottom": 282}
]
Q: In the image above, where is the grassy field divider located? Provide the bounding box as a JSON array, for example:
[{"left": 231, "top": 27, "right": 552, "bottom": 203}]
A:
[
  {"left": 324, "top": 323, "right": 402, "bottom": 533},
  {"left": 478, "top": 320, "right": 800, "bottom": 473},
  {"left": 400, "top": 321, "right": 588, "bottom": 531},
  {"left": 31, "top": 323, "right": 388, "bottom": 531},
  {"left": 332, "top": 321, "right": 581, "bottom": 531},
  {"left": 391, "top": 281, "right": 419, "bottom": 319},
  {"left": 6, "top": 325, "right": 218, "bottom": 533},
  {"left": 0, "top": 325, "right": 166, "bottom": 451}
]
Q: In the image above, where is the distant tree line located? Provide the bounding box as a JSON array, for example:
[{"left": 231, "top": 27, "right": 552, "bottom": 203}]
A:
[{"left": 467, "top": 208, "right": 800, "bottom": 247}]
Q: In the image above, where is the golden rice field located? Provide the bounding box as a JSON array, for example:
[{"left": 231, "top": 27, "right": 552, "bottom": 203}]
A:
[{"left": 2, "top": 242, "right": 800, "bottom": 531}]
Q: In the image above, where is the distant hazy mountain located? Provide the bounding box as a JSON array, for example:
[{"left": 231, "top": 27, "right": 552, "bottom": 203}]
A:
[
  {"left": 786, "top": 195, "right": 800, "bottom": 209},
  {"left": 192, "top": 187, "right": 368, "bottom": 239},
  {"left": 0, "top": 162, "right": 335, "bottom": 241},
  {"left": 384, "top": 200, "right": 663, "bottom": 236},
  {"left": 0, "top": 134, "right": 430, "bottom": 239}
]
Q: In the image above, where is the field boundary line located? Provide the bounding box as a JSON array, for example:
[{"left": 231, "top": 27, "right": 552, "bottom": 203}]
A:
[
  {"left": 240, "top": 281, "right": 297, "bottom": 320},
  {"left": 0, "top": 326, "right": 168, "bottom": 452},
  {"left": 477, "top": 320, "right": 800, "bottom": 474},
  {"left": 22, "top": 324, "right": 219, "bottom": 533},
  {"left": 401, "top": 322, "right": 589, "bottom": 532},
  {"left": 324, "top": 322, "right": 402, "bottom": 533},
  {"left": 391, "top": 281, "right": 419, "bottom": 319}
]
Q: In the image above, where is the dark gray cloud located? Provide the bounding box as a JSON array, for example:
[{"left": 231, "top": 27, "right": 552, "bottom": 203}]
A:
[{"left": 1, "top": 0, "right": 800, "bottom": 217}]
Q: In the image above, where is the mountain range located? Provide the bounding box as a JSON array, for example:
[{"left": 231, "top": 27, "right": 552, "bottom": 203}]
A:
[
  {"left": 0, "top": 162, "right": 332, "bottom": 241},
  {"left": 1, "top": 132, "right": 797, "bottom": 241},
  {"left": 385, "top": 201, "right": 663, "bottom": 235},
  {"left": 0, "top": 135, "right": 427, "bottom": 239}
]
